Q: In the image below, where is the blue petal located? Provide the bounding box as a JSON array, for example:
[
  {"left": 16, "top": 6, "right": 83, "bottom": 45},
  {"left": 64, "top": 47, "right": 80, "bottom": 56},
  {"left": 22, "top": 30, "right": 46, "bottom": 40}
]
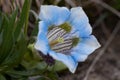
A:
[
  {"left": 39, "top": 5, "right": 70, "bottom": 26},
  {"left": 71, "top": 52, "right": 88, "bottom": 62},
  {"left": 69, "top": 7, "right": 92, "bottom": 37},
  {"left": 34, "top": 21, "right": 50, "bottom": 55},
  {"left": 49, "top": 50, "right": 78, "bottom": 73},
  {"left": 71, "top": 35, "right": 101, "bottom": 62}
]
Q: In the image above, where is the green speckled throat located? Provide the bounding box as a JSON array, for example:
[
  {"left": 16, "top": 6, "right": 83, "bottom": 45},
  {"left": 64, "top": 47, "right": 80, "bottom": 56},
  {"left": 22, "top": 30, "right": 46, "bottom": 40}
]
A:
[{"left": 47, "top": 23, "right": 80, "bottom": 54}]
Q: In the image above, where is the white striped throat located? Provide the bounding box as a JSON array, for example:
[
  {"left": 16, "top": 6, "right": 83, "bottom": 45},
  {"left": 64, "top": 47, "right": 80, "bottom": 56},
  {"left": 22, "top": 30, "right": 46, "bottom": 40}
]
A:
[{"left": 47, "top": 23, "right": 80, "bottom": 55}]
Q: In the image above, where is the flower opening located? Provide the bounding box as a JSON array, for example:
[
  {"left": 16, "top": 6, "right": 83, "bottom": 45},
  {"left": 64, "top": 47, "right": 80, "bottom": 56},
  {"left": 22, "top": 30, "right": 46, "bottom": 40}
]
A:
[{"left": 47, "top": 23, "right": 79, "bottom": 54}]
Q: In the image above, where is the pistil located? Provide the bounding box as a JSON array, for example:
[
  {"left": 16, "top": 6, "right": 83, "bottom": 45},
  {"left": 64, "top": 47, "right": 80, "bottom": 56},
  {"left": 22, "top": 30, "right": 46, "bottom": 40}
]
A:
[{"left": 49, "top": 37, "right": 64, "bottom": 47}]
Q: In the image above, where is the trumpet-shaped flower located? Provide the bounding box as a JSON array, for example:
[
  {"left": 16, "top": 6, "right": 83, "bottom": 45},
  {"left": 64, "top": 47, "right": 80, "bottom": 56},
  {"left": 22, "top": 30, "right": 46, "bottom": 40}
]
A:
[{"left": 35, "top": 5, "right": 101, "bottom": 73}]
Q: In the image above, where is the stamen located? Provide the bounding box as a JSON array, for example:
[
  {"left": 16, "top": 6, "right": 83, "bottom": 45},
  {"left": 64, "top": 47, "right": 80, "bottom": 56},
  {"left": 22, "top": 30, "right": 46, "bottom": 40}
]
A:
[
  {"left": 59, "top": 22, "right": 71, "bottom": 32},
  {"left": 72, "top": 37, "right": 80, "bottom": 47},
  {"left": 51, "top": 38, "right": 73, "bottom": 54},
  {"left": 57, "top": 37, "right": 64, "bottom": 43},
  {"left": 49, "top": 37, "right": 64, "bottom": 47}
]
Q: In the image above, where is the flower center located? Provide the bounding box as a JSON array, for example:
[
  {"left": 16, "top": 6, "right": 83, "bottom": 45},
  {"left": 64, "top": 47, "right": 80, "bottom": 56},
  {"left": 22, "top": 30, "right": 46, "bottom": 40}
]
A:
[
  {"left": 49, "top": 37, "right": 64, "bottom": 47},
  {"left": 47, "top": 23, "right": 79, "bottom": 54}
]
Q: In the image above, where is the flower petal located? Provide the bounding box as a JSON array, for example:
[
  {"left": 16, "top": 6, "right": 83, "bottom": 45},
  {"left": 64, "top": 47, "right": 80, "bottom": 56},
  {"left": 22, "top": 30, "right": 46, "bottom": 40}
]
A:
[
  {"left": 49, "top": 51, "right": 78, "bottom": 73},
  {"left": 39, "top": 5, "right": 70, "bottom": 26},
  {"left": 71, "top": 35, "right": 101, "bottom": 62},
  {"left": 71, "top": 52, "right": 88, "bottom": 62},
  {"left": 34, "top": 21, "right": 50, "bottom": 55},
  {"left": 69, "top": 7, "right": 92, "bottom": 37}
]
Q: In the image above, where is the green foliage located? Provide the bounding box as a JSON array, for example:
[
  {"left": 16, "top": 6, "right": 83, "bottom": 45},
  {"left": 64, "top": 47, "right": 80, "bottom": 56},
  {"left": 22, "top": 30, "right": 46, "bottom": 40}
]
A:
[
  {"left": 54, "top": 61, "right": 67, "bottom": 72},
  {"left": 0, "top": 74, "right": 6, "bottom": 80},
  {"left": 112, "top": 0, "right": 120, "bottom": 10},
  {"left": 0, "top": 0, "right": 31, "bottom": 79}
]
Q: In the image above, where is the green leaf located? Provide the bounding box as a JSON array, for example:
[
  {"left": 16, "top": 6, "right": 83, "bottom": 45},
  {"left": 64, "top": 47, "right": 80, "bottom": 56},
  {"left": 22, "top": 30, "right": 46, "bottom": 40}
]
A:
[
  {"left": 3, "top": 0, "right": 31, "bottom": 66},
  {"left": 33, "top": 76, "right": 51, "bottom": 80},
  {"left": 14, "top": 0, "right": 31, "bottom": 39},
  {"left": 0, "top": 12, "right": 3, "bottom": 33},
  {"left": 112, "top": 0, "right": 120, "bottom": 10},
  {"left": 17, "top": 77, "right": 28, "bottom": 80},
  {"left": 0, "top": 74, "right": 6, "bottom": 80},
  {"left": 0, "top": 14, "right": 9, "bottom": 63},
  {"left": 5, "top": 69, "right": 44, "bottom": 78},
  {"left": 21, "top": 60, "right": 48, "bottom": 71},
  {"left": 47, "top": 71, "right": 58, "bottom": 80},
  {"left": 54, "top": 61, "right": 67, "bottom": 71},
  {"left": 1, "top": 32, "right": 27, "bottom": 68},
  {"left": 0, "top": 31, "right": 3, "bottom": 46},
  {"left": 0, "top": 0, "right": 31, "bottom": 71},
  {"left": 0, "top": 9, "right": 18, "bottom": 63}
]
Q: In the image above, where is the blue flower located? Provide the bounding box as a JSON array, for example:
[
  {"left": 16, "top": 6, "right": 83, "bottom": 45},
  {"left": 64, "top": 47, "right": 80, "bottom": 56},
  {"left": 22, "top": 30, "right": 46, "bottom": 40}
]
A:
[{"left": 35, "top": 5, "right": 101, "bottom": 73}]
